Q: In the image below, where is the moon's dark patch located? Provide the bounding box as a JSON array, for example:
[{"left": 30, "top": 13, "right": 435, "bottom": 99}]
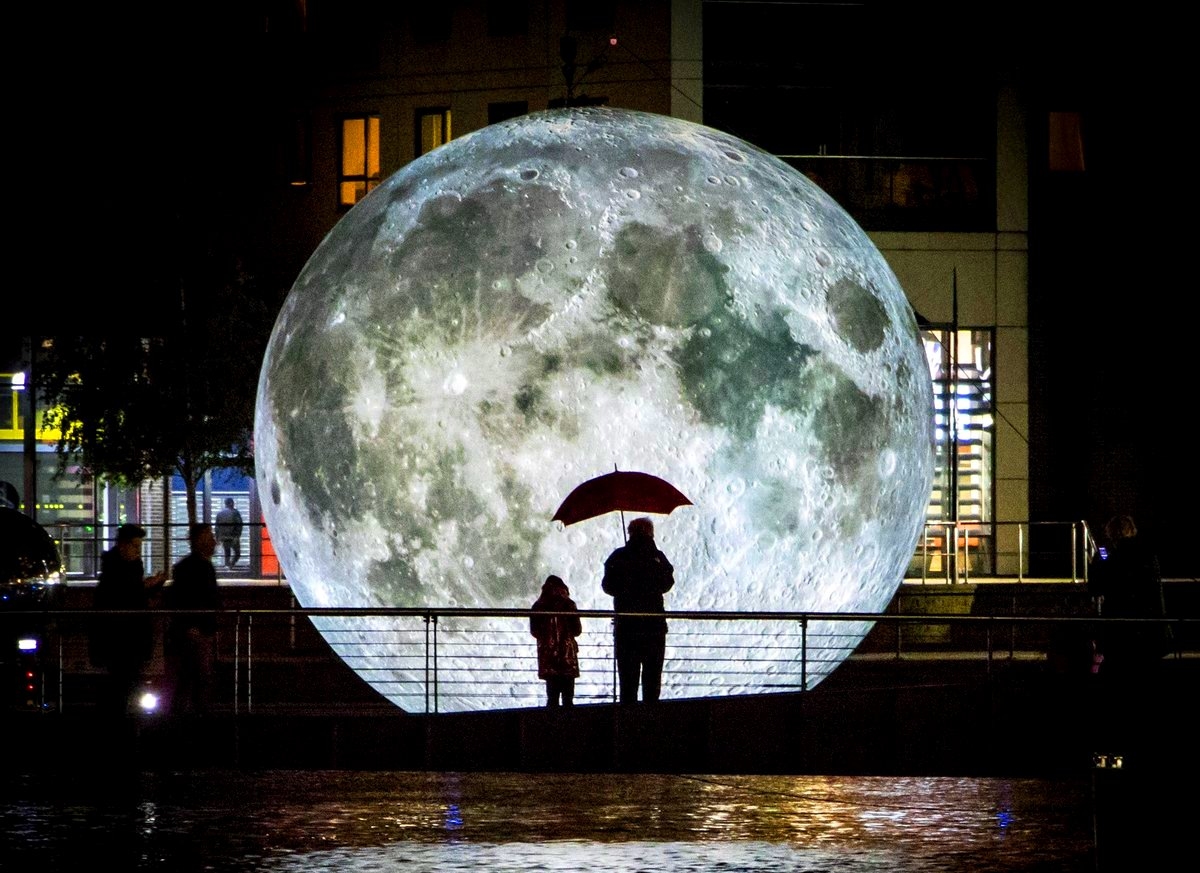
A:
[{"left": 827, "top": 277, "right": 889, "bottom": 354}]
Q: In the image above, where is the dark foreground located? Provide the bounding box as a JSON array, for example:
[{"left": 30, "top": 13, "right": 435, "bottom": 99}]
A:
[
  {"left": 7, "top": 655, "right": 1194, "bottom": 778},
  {"left": 2, "top": 763, "right": 1183, "bottom": 870},
  {"left": 6, "top": 658, "right": 1194, "bottom": 870}
]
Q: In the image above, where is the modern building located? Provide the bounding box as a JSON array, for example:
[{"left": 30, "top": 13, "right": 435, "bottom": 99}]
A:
[{"left": 5, "top": 0, "right": 1150, "bottom": 579}]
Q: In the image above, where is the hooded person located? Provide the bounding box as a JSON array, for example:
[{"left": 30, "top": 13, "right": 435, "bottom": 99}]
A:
[{"left": 529, "top": 574, "right": 583, "bottom": 707}]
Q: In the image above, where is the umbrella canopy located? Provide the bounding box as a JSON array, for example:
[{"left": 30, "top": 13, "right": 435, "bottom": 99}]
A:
[{"left": 551, "top": 470, "right": 692, "bottom": 527}]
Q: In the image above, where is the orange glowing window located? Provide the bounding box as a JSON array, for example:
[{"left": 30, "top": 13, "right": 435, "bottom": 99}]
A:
[
  {"left": 339, "top": 115, "right": 381, "bottom": 207},
  {"left": 415, "top": 108, "right": 451, "bottom": 157}
]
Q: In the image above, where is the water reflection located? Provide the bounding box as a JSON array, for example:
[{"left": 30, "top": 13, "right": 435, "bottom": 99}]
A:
[{"left": 4, "top": 771, "right": 1094, "bottom": 871}]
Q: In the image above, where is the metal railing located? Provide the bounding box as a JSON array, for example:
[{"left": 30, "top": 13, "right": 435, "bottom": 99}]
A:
[
  {"left": 908, "top": 519, "right": 1097, "bottom": 584},
  {"left": 45, "top": 519, "right": 1100, "bottom": 586},
  {"left": 47, "top": 521, "right": 286, "bottom": 583},
  {"left": 4, "top": 605, "right": 1192, "bottom": 716}
]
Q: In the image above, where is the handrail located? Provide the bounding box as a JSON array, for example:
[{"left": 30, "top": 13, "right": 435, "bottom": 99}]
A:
[
  {"left": 909, "top": 519, "right": 1099, "bottom": 585},
  {"left": 46, "top": 519, "right": 1101, "bottom": 586},
  {"left": 5, "top": 605, "right": 1192, "bottom": 715}
]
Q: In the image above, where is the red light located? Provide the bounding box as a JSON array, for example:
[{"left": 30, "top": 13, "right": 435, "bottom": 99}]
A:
[{"left": 609, "top": 36, "right": 618, "bottom": 46}]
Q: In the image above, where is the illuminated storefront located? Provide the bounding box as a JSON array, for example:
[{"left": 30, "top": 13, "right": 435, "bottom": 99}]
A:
[{"left": 918, "top": 329, "right": 995, "bottom": 577}]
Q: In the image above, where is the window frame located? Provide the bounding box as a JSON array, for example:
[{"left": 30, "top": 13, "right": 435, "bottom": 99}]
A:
[
  {"left": 414, "top": 107, "right": 452, "bottom": 158},
  {"left": 337, "top": 113, "right": 381, "bottom": 209}
]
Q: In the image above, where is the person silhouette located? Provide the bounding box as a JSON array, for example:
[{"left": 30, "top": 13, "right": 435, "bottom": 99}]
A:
[
  {"left": 601, "top": 517, "right": 675, "bottom": 703},
  {"left": 214, "top": 498, "right": 244, "bottom": 569},
  {"left": 529, "top": 575, "right": 583, "bottom": 707},
  {"left": 165, "top": 522, "right": 222, "bottom": 716},
  {"left": 1087, "top": 513, "right": 1170, "bottom": 762},
  {"left": 91, "top": 523, "right": 169, "bottom": 715},
  {"left": 1089, "top": 514, "right": 1169, "bottom": 679}
]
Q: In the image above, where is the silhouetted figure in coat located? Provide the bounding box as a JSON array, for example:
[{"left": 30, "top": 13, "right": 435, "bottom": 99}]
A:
[
  {"left": 602, "top": 517, "right": 674, "bottom": 703},
  {"left": 1089, "top": 514, "right": 1169, "bottom": 679},
  {"left": 1087, "top": 514, "right": 1170, "bottom": 764},
  {"left": 92, "top": 524, "right": 168, "bottom": 715},
  {"left": 165, "top": 522, "right": 222, "bottom": 716},
  {"left": 530, "top": 575, "right": 582, "bottom": 707}
]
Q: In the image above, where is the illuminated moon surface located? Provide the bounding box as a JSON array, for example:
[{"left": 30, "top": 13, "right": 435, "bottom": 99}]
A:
[{"left": 255, "top": 107, "right": 934, "bottom": 713}]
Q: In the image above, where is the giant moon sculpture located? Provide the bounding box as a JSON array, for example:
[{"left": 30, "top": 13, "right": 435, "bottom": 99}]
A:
[{"left": 255, "top": 107, "right": 934, "bottom": 713}]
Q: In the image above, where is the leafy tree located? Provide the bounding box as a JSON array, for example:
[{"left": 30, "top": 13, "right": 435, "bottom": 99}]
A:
[{"left": 35, "top": 257, "right": 276, "bottom": 527}]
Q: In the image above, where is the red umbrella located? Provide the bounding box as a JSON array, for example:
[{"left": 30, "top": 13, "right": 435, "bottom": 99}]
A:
[{"left": 551, "top": 470, "right": 692, "bottom": 529}]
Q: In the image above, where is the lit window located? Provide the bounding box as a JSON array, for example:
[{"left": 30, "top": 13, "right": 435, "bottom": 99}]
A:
[
  {"left": 339, "top": 115, "right": 381, "bottom": 207},
  {"left": 415, "top": 108, "right": 451, "bottom": 157}
]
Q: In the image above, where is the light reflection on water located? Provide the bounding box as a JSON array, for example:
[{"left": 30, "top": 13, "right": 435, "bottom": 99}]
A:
[{"left": 3, "top": 770, "right": 1094, "bottom": 871}]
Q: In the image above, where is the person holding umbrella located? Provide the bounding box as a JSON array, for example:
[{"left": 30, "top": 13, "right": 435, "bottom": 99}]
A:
[{"left": 602, "top": 516, "right": 675, "bottom": 703}]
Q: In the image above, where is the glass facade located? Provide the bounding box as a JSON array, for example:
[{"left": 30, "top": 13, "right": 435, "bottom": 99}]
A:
[{"left": 916, "top": 329, "right": 995, "bottom": 578}]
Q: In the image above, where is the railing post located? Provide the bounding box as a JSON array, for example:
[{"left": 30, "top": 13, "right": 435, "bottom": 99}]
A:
[
  {"left": 1018, "top": 522, "right": 1024, "bottom": 582},
  {"left": 962, "top": 525, "right": 971, "bottom": 584},
  {"left": 1082, "top": 519, "right": 1092, "bottom": 586},
  {"left": 944, "top": 522, "right": 953, "bottom": 583},
  {"left": 423, "top": 612, "right": 439, "bottom": 714},
  {"left": 427, "top": 613, "right": 436, "bottom": 714},
  {"left": 611, "top": 618, "right": 618, "bottom": 703},
  {"left": 1075, "top": 522, "right": 1084, "bottom": 582},
  {"left": 921, "top": 524, "right": 929, "bottom": 584},
  {"left": 247, "top": 614, "right": 253, "bottom": 714},
  {"left": 800, "top": 615, "right": 808, "bottom": 692},
  {"left": 233, "top": 612, "right": 239, "bottom": 715}
]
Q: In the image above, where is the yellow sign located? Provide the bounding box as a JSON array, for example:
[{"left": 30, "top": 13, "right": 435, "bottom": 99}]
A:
[{"left": 0, "top": 376, "right": 64, "bottom": 442}]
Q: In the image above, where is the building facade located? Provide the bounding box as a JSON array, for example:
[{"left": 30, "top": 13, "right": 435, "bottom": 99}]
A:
[{"left": 5, "top": 0, "right": 1072, "bottom": 579}]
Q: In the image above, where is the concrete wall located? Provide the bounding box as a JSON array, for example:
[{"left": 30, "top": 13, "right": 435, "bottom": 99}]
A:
[{"left": 871, "top": 86, "right": 1032, "bottom": 575}]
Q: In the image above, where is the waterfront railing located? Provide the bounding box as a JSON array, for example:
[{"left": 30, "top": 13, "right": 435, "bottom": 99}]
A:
[
  {"left": 4, "top": 607, "right": 1193, "bottom": 715},
  {"left": 45, "top": 519, "right": 1102, "bottom": 585}
]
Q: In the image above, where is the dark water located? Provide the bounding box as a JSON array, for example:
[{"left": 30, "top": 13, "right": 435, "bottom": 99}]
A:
[{"left": 0, "top": 769, "right": 1125, "bottom": 872}]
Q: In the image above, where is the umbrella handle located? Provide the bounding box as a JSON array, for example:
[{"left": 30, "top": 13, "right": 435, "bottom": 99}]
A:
[{"left": 620, "top": 509, "right": 627, "bottom": 544}]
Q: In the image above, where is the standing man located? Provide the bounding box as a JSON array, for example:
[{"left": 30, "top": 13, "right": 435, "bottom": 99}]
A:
[
  {"left": 91, "top": 523, "right": 168, "bottom": 715},
  {"left": 1089, "top": 514, "right": 1169, "bottom": 678},
  {"left": 602, "top": 517, "right": 675, "bottom": 703},
  {"left": 165, "top": 522, "right": 222, "bottom": 716},
  {"left": 214, "top": 497, "right": 244, "bottom": 569}
]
